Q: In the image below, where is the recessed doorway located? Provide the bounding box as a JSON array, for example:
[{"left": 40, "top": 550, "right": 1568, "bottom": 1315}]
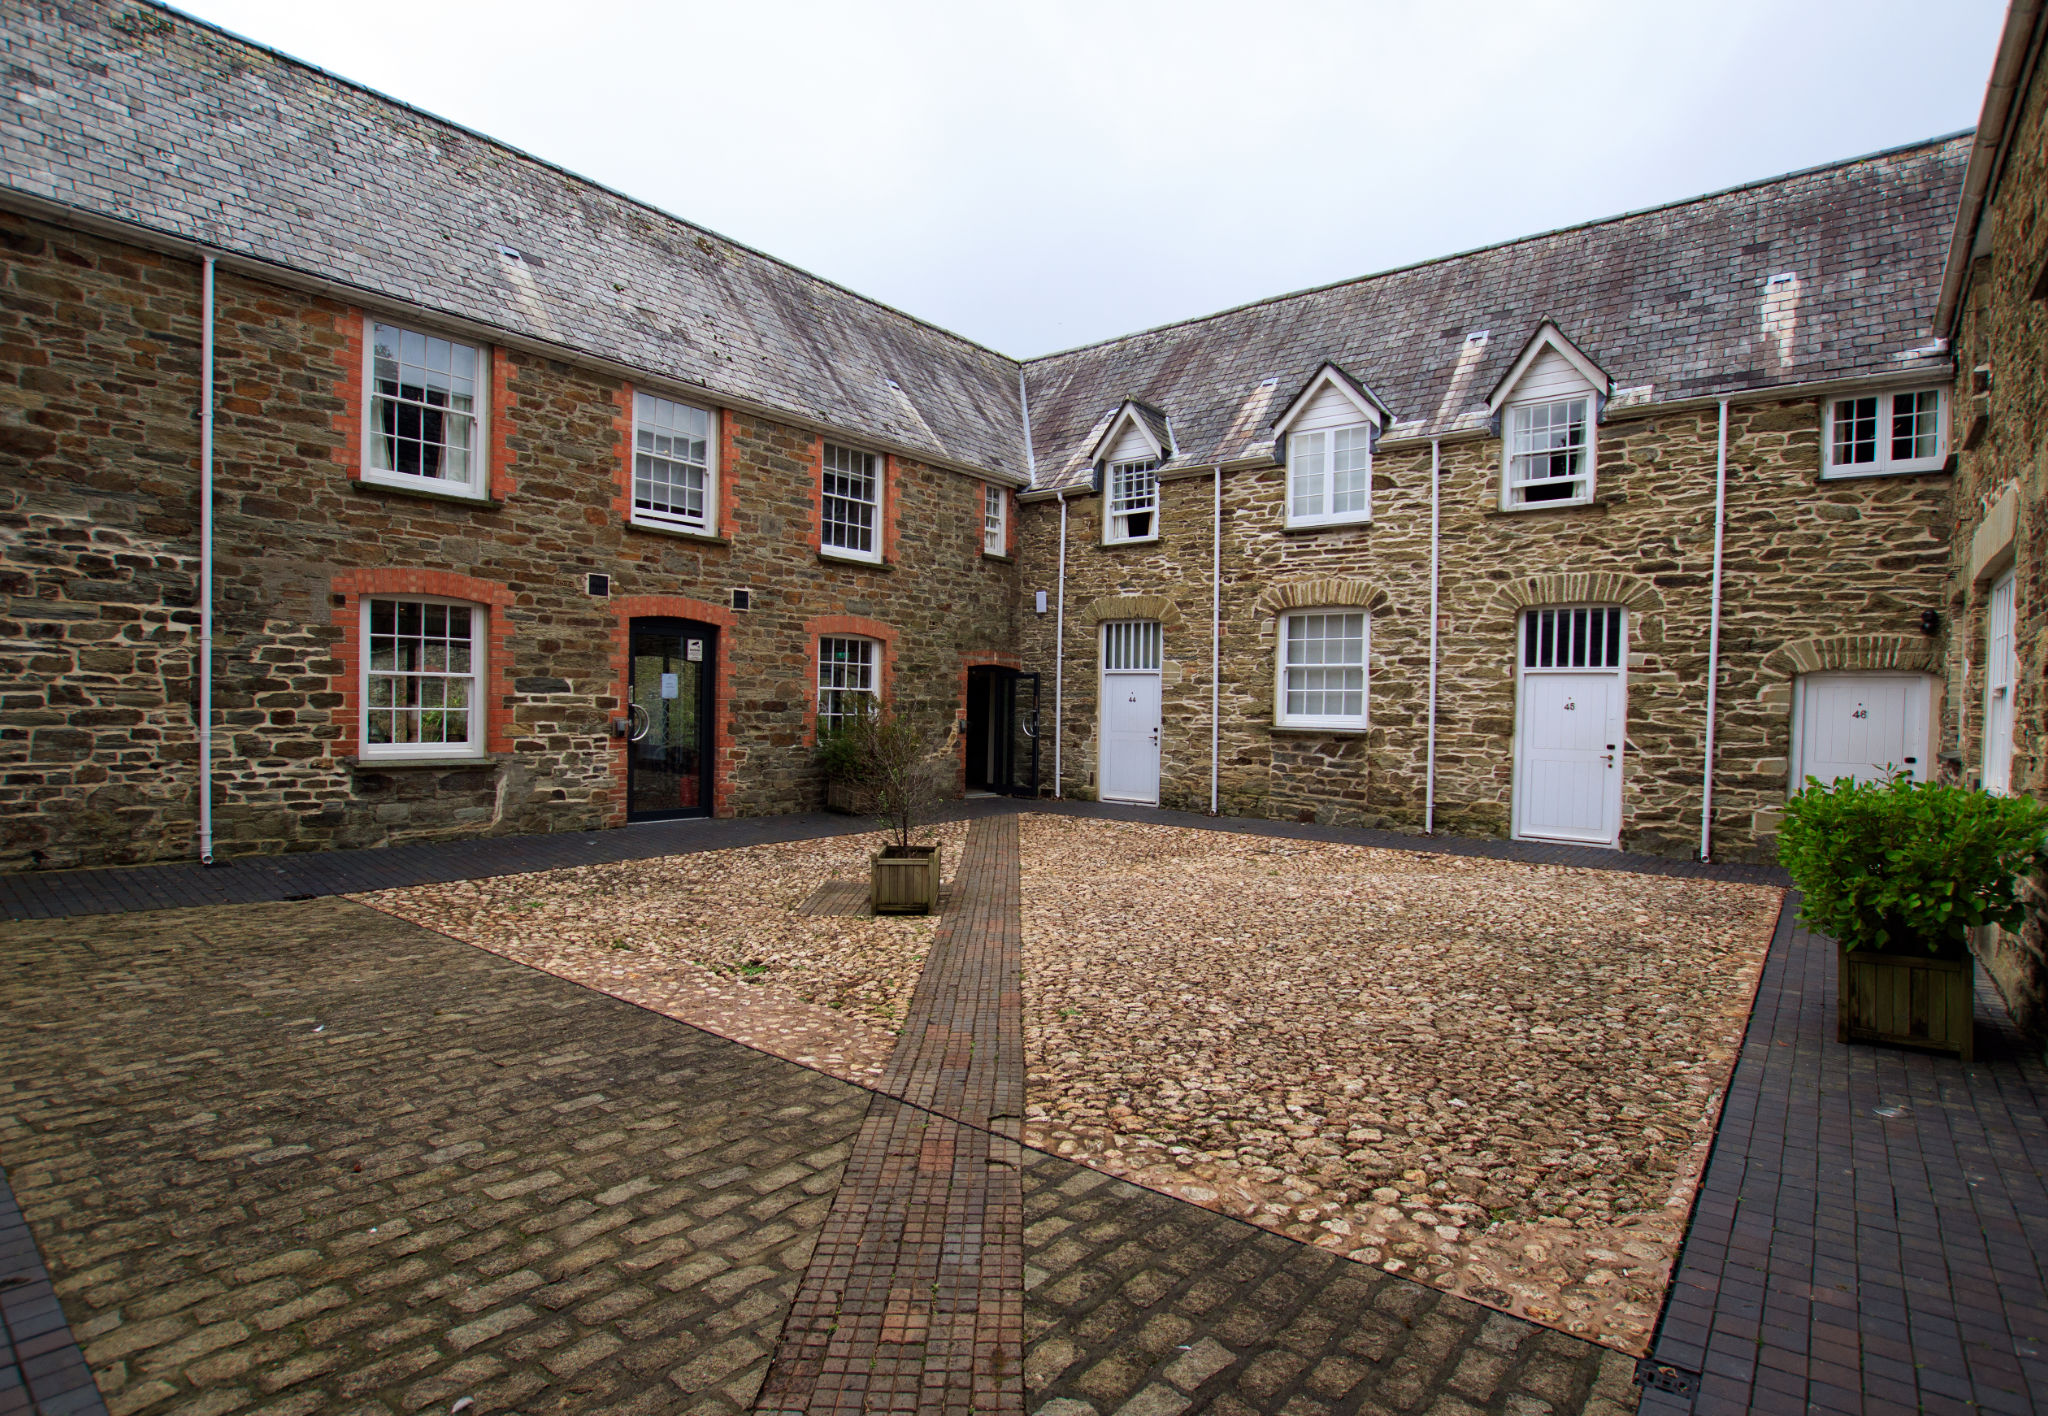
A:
[{"left": 626, "top": 617, "right": 716, "bottom": 820}]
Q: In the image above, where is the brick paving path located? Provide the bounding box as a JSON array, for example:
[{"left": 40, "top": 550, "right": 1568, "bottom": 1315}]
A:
[
  {"left": 0, "top": 1165, "right": 105, "bottom": 1416},
  {"left": 0, "top": 898, "right": 870, "bottom": 1416},
  {"left": 1022, "top": 1152, "right": 1638, "bottom": 1416},
  {"left": 1641, "top": 909, "right": 2048, "bottom": 1416},
  {"left": 761, "top": 815, "right": 1025, "bottom": 1416}
]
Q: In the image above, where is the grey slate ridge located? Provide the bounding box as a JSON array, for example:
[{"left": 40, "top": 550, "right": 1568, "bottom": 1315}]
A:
[
  {"left": 0, "top": 0, "right": 1029, "bottom": 480},
  {"left": 1022, "top": 135, "right": 1970, "bottom": 492},
  {"left": 0, "top": 2, "right": 1970, "bottom": 501}
]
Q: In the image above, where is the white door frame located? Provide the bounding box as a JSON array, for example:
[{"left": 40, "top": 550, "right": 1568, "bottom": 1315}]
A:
[
  {"left": 1097, "top": 620, "right": 1162, "bottom": 805},
  {"left": 1511, "top": 606, "right": 1628, "bottom": 847}
]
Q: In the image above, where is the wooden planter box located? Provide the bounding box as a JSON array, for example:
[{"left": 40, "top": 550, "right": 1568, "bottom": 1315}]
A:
[
  {"left": 1838, "top": 945, "right": 1975, "bottom": 1061},
  {"left": 872, "top": 843, "right": 941, "bottom": 915},
  {"left": 825, "top": 780, "right": 876, "bottom": 815}
]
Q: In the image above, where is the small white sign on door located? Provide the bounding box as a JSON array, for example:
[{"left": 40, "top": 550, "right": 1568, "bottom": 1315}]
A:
[
  {"left": 686, "top": 639, "right": 704, "bottom": 662},
  {"left": 660, "top": 672, "right": 679, "bottom": 699}
]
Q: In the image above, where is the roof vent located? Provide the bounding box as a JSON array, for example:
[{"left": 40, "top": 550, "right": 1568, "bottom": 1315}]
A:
[
  {"left": 496, "top": 244, "right": 522, "bottom": 261},
  {"left": 1766, "top": 272, "right": 1796, "bottom": 287},
  {"left": 1259, "top": 377, "right": 1278, "bottom": 387},
  {"left": 1465, "top": 330, "right": 1489, "bottom": 344}
]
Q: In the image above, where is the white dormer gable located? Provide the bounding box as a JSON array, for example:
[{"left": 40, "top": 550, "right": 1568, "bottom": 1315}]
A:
[
  {"left": 1273, "top": 364, "right": 1388, "bottom": 530},
  {"left": 1485, "top": 322, "right": 1611, "bottom": 414},
  {"left": 1085, "top": 399, "right": 1173, "bottom": 469},
  {"left": 1271, "top": 363, "right": 1391, "bottom": 442}
]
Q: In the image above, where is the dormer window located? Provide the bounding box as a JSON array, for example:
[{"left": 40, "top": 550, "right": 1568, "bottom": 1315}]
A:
[
  {"left": 1506, "top": 397, "right": 1592, "bottom": 505},
  {"left": 1107, "top": 459, "right": 1159, "bottom": 543},
  {"left": 1486, "top": 322, "right": 1610, "bottom": 512},
  {"left": 1270, "top": 363, "right": 1389, "bottom": 529}
]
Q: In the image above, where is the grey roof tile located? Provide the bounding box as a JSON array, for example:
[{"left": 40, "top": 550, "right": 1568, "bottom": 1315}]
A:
[
  {"left": 0, "top": 1, "right": 1029, "bottom": 479},
  {"left": 1021, "top": 135, "right": 1968, "bottom": 492}
]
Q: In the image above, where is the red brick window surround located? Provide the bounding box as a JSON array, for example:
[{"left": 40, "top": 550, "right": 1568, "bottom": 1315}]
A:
[
  {"left": 329, "top": 570, "right": 515, "bottom": 761},
  {"left": 803, "top": 615, "right": 898, "bottom": 745},
  {"left": 357, "top": 318, "right": 494, "bottom": 501}
]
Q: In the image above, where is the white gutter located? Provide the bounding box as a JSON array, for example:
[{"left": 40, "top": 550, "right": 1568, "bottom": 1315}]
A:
[
  {"left": 1934, "top": 0, "right": 2046, "bottom": 335},
  {"left": 198, "top": 253, "right": 217, "bottom": 865},
  {"left": 1425, "top": 438, "right": 1441, "bottom": 835},
  {"left": 1211, "top": 464, "right": 1222, "bottom": 815},
  {"left": 1700, "top": 399, "right": 1730, "bottom": 862},
  {"left": 1054, "top": 490, "right": 1068, "bottom": 798}
]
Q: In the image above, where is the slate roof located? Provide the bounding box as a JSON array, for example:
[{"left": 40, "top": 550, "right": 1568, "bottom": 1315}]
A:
[
  {"left": 0, "top": 1, "right": 1029, "bottom": 481},
  {"left": 1020, "top": 136, "right": 1970, "bottom": 494},
  {"left": 0, "top": 5, "right": 1970, "bottom": 499}
]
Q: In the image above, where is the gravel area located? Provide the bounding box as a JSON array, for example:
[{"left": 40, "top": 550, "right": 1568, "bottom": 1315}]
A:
[
  {"left": 1019, "top": 815, "right": 1782, "bottom": 1354},
  {"left": 355, "top": 821, "right": 967, "bottom": 1084}
]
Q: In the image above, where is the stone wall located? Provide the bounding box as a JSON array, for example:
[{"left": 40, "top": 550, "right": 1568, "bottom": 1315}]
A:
[
  {"left": 1945, "top": 48, "right": 2048, "bottom": 1027},
  {"left": 1018, "top": 399, "right": 1952, "bottom": 860},
  {"left": 0, "top": 211, "right": 1019, "bottom": 867}
]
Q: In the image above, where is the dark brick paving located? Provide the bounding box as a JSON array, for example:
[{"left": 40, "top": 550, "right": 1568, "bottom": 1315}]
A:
[
  {"left": 1641, "top": 908, "right": 2048, "bottom": 1416},
  {"left": 0, "top": 1165, "right": 106, "bottom": 1416},
  {"left": 0, "top": 898, "right": 870, "bottom": 1416},
  {"left": 1022, "top": 1151, "right": 1638, "bottom": 1416},
  {"left": 761, "top": 815, "right": 1025, "bottom": 1416}
]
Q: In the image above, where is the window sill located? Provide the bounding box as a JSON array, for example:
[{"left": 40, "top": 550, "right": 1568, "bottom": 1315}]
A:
[
  {"left": 1282, "top": 518, "right": 1372, "bottom": 535},
  {"left": 351, "top": 476, "right": 501, "bottom": 509},
  {"left": 1818, "top": 459, "right": 1953, "bottom": 482},
  {"left": 628, "top": 518, "right": 729, "bottom": 546},
  {"left": 345, "top": 753, "right": 503, "bottom": 770},
  {"left": 1270, "top": 723, "right": 1370, "bottom": 735},
  {"left": 1483, "top": 498, "right": 1607, "bottom": 518},
  {"left": 1099, "top": 536, "right": 1161, "bottom": 550},
  {"left": 981, "top": 550, "right": 1015, "bottom": 563},
  {"left": 818, "top": 549, "right": 892, "bottom": 571}
]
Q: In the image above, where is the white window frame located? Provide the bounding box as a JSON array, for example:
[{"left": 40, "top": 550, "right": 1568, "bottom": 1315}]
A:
[
  {"left": 1105, "top": 458, "right": 1160, "bottom": 544},
  {"left": 359, "top": 595, "right": 486, "bottom": 761},
  {"left": 362, "top": 320, "right": 489, "bottom": 499},
  {"left": 818, "top": 635, "right": 880, "bottom": 731},
  {"left": 821, "top": 443, "right": 883, "bottom": 563},
  {"left": 1274, "top": 610, "right": 1370, "bottom": 730},
  {"left": 1501, "top": 396, "right": 1596, "bottom": 509},
  {"left": 1286, "top": 425, "right": 1374, "bottom": 528},
  {"left": 630, "top": 390, "right": 717, "bottom": 534},
  {"left": 1821, "top": 387, "right": 1947, "bottom": 478},
  {"left": 983, "top": 483, "right": 1007, "bottom": 555},
  {"left": 1985, "top": 567, "right": 2017, "bottom": 795}
]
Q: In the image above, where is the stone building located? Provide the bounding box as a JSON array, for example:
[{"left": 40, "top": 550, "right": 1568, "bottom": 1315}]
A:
[
  {"left": 1935, "top": 0, "right": 2048, "bottom": 1026},
  {"left": 1016, "top": 140, "right": 1965, "bottom": 861},
  {"left": 0, "top": 0, "right": 2006, "bottom": 873}
]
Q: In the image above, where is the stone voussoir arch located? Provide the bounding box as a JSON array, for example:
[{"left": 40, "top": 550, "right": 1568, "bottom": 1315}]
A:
[
  {"left": 1255, "top": 577, "right": 1392, "bottom": 617},
  {"left": 1078, "top": 593, "right": 1184, "bottom": 627},
  {"left": 1487, "top": 572, "right": 1665, "bottom": 619},
  {"left": 1760, "top": 634, "right": 1942, "bottom": 678}
]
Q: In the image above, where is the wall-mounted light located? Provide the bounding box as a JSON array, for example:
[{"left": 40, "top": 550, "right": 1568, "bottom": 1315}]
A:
[
  {"left": 1035, "top": 590, "right": 1048, "bottom": 615},
  {"left": 1920, "top": 609, "right": 1941, "bottom": 636}
]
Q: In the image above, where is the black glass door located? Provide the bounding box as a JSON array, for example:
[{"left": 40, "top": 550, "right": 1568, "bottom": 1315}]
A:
[
  {"left": 627, "top": 618, "right": 714, "bottom": 820},
  {"left": 1007, "top": 671, "right": 1040, "bottom": 798}
]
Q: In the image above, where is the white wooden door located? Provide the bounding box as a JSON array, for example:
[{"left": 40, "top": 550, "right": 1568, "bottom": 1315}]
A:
[
  {"left": 1100, "top": 620, "right": 1162, "bottom": 805},
  {"left": 1792, "top": 673, "right": 1932, "bottom": 789},
  {"left": 1514, "top": 607, "right": 1626, "bottom": 845},
  {"left": 1984, "top": 569, "right": 2017, "bottom": 794}
]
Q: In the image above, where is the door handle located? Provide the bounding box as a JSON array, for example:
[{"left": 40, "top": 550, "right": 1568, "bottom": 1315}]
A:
[
  {"left": 1604, "top": 751, "right": 1615, "bottom": 768},
  {"left": 1150, "top": 728, "right": 1159, "bottom": 746},
  {"left": 628, "top": 702, "right": 651, "bottom": 743},
  {"left": 1022, "top": 714, "right": 1037, "bottom": 740}
]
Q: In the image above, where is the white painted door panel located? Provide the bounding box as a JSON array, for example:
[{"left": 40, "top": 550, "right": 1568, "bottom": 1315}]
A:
[
  {"left": 1516, "top": 672, "right": 1623, "bottom": 844},
  {"left": 1792, "top": 673, "right": 1930, "bottom": 788},
  {"left": 1985, "top": 571, "right": 2017, "bottom": 795},
  {"left": 1101, "top": 671, "right": 1161, "bottom": 804}
]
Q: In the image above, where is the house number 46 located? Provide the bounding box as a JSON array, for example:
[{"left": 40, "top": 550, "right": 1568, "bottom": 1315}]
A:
[
  {"left": 1852, "top": 707, "right": 1869, "bottom": 719},
  {"left": 1563, "top": 699, "right": 1577, "bottom": 711}
]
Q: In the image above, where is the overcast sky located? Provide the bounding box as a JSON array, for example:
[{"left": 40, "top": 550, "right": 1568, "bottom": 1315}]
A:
[{"left": 175, "top": 0, "right": 2005, "bottom": 359}]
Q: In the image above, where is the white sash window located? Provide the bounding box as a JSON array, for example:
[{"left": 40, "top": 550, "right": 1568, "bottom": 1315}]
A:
[
  {"left": 366, "top": 323, "right": 485, "bottom": 496},
  {"left": 632, "top": 392, "right": 715, "bottom": 532},
  {"left": 362, "top": 597, "right": 484, "bottom": 758},
  {"left": 819, "top": 636, "right": 879, "bottom": 730},
  {"left": 1106, "top": 459, "right": 1159, "bottom": 543},
  {"left": 1276, "top": 611, "right": 1368, "bottom": 729}
]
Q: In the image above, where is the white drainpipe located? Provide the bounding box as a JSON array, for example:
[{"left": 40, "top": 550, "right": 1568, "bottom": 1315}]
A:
[
  {"left": 198, "top": 253, "right": 217, "bottom": 865},
  {"left": 1054, "top": 489, "right": 1068, "bottom": 798},
  {"left": 1700, "top": 398, "right": 1731, "bottom": 861},
  {"left": 1425, "top": 437, "right": 1441, "bottom": 835},
  {"left": 1211, "top": 463, "right": 1221, "bottom": 815}
]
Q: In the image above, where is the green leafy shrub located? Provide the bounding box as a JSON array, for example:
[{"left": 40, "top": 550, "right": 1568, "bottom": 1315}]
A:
[
  {"left": 1777, "top": 775, "right": 2048, "bottom": 957},
  {"left": 815, "top": 723, "right": 866, "bottom": 783}
]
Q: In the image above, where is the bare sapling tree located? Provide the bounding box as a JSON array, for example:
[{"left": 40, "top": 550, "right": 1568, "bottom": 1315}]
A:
[{"left": 843, "top": 705, "right": 954, "bottom": 849}]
